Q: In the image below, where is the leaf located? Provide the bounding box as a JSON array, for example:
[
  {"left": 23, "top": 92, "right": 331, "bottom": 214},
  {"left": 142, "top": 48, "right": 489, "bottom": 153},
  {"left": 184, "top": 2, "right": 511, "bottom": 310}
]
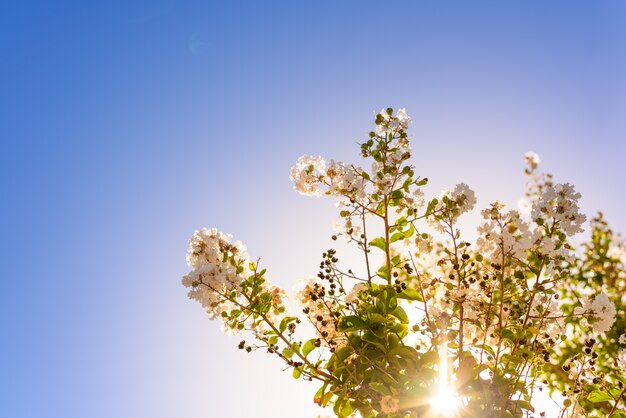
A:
[
  {"left": 587, "top": 390, "right": 613, "bottom": 403},
  {"left": 279, "top": 316, "right": 298, "bottom": 333},
  {"left": 257, "top": 292, "right": 273, "bottom": 314},
  {"left": 425, "top": 198, "right": 439, "bottom": 216},
  {"left": 396, "top": 287, "right": 424, "bottom": 302},
  {"left": 313, "top": 382, "right": 330, "bottom": 406},
  {"left": 390, "top": 306, "right": 409, "bottom": 323},
  {"left": 376, "top": 265, "right": 389, "bottom": 281},
  {"left": 335, "top": 346, "right": 354, "bottom": 362},
  {"left": 362, "top": 331, "right": 386, "bottom": 351},
  {"left": 403, "top": 223, "right": 415, "bottom": 239},
  {"left": 337, "top": 315, "right": 367, "bottom": 332},
  {"left": 390, "top": 232, "right": 404, "bottom": 243},
  {"left": 368, "top": 382, "right": 391, "bottom": 395},
  {"left": 282, "top": 348, "right": 294, "bottom": 359},
  {"left": 420, "top": 350, "right": 439, "bottom": 366},
  {"left": 376, "top": 288, "right": 397, "bottom": 314},
  {"left": 397, "top": 287, "right": 424, "bottom": 302},
  {"left": 302, "top": 338, "right": 317, "bottom": 358},
  {"left": 510, "top": 399, "right": 534, "bottom": 412},
  {"left": 370, "top": 237, "right": 387, "bottom": 252},
  {"left": 292, "top": 367, "right": 301, "bottom": 379}
]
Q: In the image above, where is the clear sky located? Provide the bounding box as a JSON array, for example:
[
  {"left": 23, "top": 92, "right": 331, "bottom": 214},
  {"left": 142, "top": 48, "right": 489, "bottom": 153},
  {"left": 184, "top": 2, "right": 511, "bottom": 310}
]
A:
[{"left": 1, "top": 1, "right": 625, "bottom": 417}]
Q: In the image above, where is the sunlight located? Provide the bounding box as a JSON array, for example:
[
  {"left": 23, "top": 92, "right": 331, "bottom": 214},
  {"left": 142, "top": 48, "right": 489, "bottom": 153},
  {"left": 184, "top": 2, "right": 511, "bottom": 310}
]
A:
[
  {"left": 430, "top": 384, "right": 461, "bottom": 417},
  {"left": 429, "top": 350, "right": 461, "bottom": 417}
]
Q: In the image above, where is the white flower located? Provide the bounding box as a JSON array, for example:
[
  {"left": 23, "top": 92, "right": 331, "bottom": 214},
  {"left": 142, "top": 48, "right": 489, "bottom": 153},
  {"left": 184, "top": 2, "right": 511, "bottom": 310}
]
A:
[
  {"left": 186, "top": 228, "right": 248, "bottom": 268},
  {"left": 476, "top": 203, "right": 532, "bottom": 261},
  {"left": 380, "top": 395, "right": 399, "bottom": 414},
  {"left": 345, "top": 283, "right": 368, "bottom": 304},
  {"left": 524, "top": 151, "right": 541, "bottom": 171},
  {"left": 619, "top": 334, "right": 626, "bottom": 345},
  {"left": 531, "top": 183, "right": 586, "bottom": 236},
  {"left": 326, "top": 160, "right": 367, "bottom": 204},
  {"left": 290, "top": 155, "right": 326, "bottom": 196},
  {"left": 183, "top": 228, "right": 288, "bottom": 334},
  {"left": 396, "top": 108, "right": 411, "bottom": 129},
  {"left": 574, "top": 292, "right": 616, "bottom": 333},
  {"left": 427, "top": 183, "right": 477, "bottom": 232}
]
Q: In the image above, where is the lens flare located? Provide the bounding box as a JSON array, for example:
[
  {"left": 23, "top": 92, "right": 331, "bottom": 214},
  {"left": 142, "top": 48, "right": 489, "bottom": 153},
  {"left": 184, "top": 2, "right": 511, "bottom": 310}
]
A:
[
  {"left": 430, "top": 384, "right": 461, "bottom": 416},
  {"left": 429, "top": 350, "right": 461, "bottom": 417}
]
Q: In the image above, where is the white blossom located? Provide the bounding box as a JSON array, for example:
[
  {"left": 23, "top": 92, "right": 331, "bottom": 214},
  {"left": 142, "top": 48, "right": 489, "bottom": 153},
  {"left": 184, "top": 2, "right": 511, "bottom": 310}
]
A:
[
  {"left": 326, "top": 160, "right": 367, "bottom": 204},
  {"left": 290, "top": 155, "right": 326, "bottom": 196},
  {"left": 524, "top": 151, "right": 541, "bottom": 171},
  {"left": 476, "top": 203, "right": 532, "bottom": 261},
  {"left": 574, "top": 292, "right": 616, "bottom": 333},
  {"left": 345, "top": 283, "right": 368, "bottom": 305},
  {"left": 380, "top": 395, "right": 399, "bottom": 414},
  {"left": 531, "top": 183, "right": 586, "bottom": 236},
  {"left": 427, "top": 183, "right": 477, "bottom": 232}
]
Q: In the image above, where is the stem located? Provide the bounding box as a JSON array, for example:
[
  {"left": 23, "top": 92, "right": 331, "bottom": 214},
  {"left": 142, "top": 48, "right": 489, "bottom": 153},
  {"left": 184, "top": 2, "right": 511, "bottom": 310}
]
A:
[
  {"left": 383, "top": 195, "right": 392, "bottom": 285},
  {"left": 608, "top": 385, "right": 626, "bottom": 417},
  {"left": 199, "top": 279, "right": 334, "bottom": 382},
  {"left": 361, "top": 211, "right": 373, "bottom": 284}
]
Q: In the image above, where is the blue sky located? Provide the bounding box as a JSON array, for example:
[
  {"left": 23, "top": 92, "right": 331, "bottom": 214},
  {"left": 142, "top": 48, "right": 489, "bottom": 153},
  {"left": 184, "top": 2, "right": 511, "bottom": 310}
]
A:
[{"left": 1, "top": 1, "right": 625, "bottom": 417}]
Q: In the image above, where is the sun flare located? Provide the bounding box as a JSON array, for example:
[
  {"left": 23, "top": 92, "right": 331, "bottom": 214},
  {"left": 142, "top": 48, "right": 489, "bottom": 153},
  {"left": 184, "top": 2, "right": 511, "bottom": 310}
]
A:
[
  {"left": 429, "top": 384, "right": 461, "bottom": 417},
  {"left": 428, "top": 349, "right": 461, "bottom": 417}
]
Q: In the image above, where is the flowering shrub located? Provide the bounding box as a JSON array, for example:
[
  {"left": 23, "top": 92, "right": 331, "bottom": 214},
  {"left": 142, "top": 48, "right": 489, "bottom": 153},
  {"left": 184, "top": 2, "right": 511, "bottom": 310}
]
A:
[{"left": 181, "top": 109, "right": 626, "bottom": 417}]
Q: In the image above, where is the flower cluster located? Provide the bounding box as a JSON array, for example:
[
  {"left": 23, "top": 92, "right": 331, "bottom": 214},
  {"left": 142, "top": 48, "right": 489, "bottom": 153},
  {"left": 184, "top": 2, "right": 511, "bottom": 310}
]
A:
[
  {"left": 476, "top": 202, "right": 532, "bottom": 261},
  {"left": 531, "top": 183, "right": 586, "bottom": 236},
  {"left": 182, "top": 228, "right": 248, "bottom": 319},
  {"left": 182, "top": 108, "right": 626, "bottom": 418},
  {"left": 182, "top": 228, "right": 288, "bottom": 334},
  {"left": 290, "top": 155, "right": 326, "bottom": 196},
  {"left": 426, "top": 182, "right": 477, "bottom": 232},
  {"left": 574, "top": 291, "right": 617, "bottom": 333}
]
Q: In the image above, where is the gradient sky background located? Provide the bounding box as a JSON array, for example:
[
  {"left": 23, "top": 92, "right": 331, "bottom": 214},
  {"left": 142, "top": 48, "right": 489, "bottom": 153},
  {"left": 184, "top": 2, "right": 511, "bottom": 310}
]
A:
[{"left": 1, "top": 1, "right": 625, "bottom": 417}]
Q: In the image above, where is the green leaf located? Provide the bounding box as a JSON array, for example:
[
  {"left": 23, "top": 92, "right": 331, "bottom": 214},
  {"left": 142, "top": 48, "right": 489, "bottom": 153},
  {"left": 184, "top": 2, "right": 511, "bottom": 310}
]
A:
[
  {"left": 510, "top": 399, "right": 534, "bottom": 412},
  {"left": 390, "top": 306, "right": 409, "bottom": 323},
  {"left": 390, "top": 232, "right": 404, "bottom": 243},
  {"left": 313, "top": 382, "right": 331, "bottom": 407},
  {"left": 376, "top": 265, "right": 389, "bottom": 281},
  {"left": 258, "top": 292, "right": 272, "bottom": 314},
  {"left": 403, "top": 223, "right": 415, "bottom": 239},
  {"left": 279, "top": 316, "right": 298, "bottom": 333},
  {"left": 370, "top": 237, "right": 387, "bottom": 252},
  {"left": 337, "top": 315, "right": 367, "bottom": 332},
  {"left": 282, "top": 348, "right": 294, "bottom": 359},
  {"left": 302, "top": 339, "right": 317, "bottom": 358},
  {"left": 368, "top": 382, "right": 391, "bottom": 395},
  {"left": 420, "top": 350, "right": 439, "bottom": 366},
  {"left": 335, "top": 346, "right": 354, "bottom": 362},
  {"left": 362, "top": 331, "right": 386, "bottom": 351},
  {"left": 587, "top": 390, "right": 613, "bottom": 403},
  {"left": 292, "top": 367, "right": 301, "bottom": 379},
  {"left": 376, "top": 288, "right": 397, "bottom": 314},
  {"left": 397, "top": 287, "right": 424, "bottom": 302},
  {"left": 425, "top": 198, "right": 438, "bottom": 216}
]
